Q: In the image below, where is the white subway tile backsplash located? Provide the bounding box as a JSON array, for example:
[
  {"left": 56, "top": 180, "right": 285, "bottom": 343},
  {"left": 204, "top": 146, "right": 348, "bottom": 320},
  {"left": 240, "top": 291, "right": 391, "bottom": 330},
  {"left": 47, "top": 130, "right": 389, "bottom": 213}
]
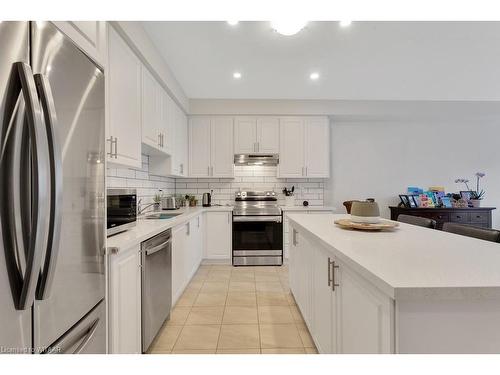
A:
[
  {"left": 175, "top": 165, "right": 325, "bottom": 206},
  {"left": 108, "top": 161, "right": 326, "bottom": 207},
  {"left": 107, "top": 154, "right": 175, "bottom": 204}
]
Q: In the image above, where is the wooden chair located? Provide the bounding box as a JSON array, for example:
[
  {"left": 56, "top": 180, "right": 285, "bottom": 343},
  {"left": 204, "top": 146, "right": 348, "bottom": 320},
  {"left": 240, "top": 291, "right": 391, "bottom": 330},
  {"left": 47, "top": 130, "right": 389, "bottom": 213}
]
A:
[
  {"left": 397, "top": 214, "right": 436, "bottom": 229},
  {"left": 442, "top": 222, "right": 500, "bottom": 243}
]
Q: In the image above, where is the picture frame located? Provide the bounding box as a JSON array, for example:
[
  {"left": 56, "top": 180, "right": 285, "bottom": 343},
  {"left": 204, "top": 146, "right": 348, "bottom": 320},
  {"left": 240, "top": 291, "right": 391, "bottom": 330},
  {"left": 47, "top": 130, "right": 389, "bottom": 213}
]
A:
[
  {"left": 440, "top": 196, "right": 452, "bottom": 208},
  {"left": 409, "top": 195, "right": 419, "bottom": 208},
  {"left": 399, "top": 194, "right": 411, "bottom": 208},
  {"left": 460, "top": 191, "right": 474, "bottom": 201}
]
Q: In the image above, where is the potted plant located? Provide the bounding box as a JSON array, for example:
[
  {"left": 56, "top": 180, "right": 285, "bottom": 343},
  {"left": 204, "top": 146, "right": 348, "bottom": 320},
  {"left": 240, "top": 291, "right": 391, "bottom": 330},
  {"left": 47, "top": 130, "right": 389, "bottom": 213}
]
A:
[
  {"left": 153, "top": 192, "right": 162, "bottom": 211},
  {"left": 188, "top": 195, "right": 198, "bottom": 207},
  {"left": 454, "top": 172, "right": 486, "bottom": 207}
]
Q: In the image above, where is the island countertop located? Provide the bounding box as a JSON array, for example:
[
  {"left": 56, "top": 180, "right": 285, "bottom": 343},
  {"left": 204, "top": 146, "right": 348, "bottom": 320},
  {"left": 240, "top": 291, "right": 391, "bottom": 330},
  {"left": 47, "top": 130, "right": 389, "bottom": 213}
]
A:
[{"left": 287, "top": 213, "right": 500, "bottom": 300}]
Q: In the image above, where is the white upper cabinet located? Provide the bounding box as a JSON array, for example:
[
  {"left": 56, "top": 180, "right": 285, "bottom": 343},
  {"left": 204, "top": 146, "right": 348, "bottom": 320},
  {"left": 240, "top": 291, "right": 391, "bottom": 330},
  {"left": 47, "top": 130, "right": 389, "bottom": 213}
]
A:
[
  {"left": 278, "top": 116, "right": 330, "bottom": 178},
  {"left": 176, "top": 107, "right": 189, "bottom": 177},
  {"left": 107, "top": 26, "right": 142, "bottom": 169},
  {"left": 149, "top": 99, "right": 188, "bottom": 177},
  {"left": 234, "top": 116, "right": 279, "bottom": 154},
  {"left": 211, "top": 117, "right": 234, "bottom": 177},
  {"left": 189, "top": 117, "right": 211, "bottom": 177},
  {"left": 189, "top": 116, "right": 234, "bottom": 178},
  {"left": 234, "top": 117, "right": 257, "bottom": 153},
  {"left": 304, "top": 117, "right": 330, "bottom": 178},
  {"left": 141, "top": 66, "right": 162, "bottom": 151},
  {"left": 278, "top": 117, "right": 305, "bottom": 178},
  {"left": 256, "top": 117, "right": 280, "bottom": 153},
  {"left": 159, "top": 88, "right": 173, "bottom": 155}
]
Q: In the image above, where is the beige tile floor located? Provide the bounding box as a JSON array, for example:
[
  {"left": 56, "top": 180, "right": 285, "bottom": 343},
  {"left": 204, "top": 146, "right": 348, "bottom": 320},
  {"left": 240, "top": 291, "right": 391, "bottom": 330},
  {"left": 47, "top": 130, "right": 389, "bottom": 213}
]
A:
[{"left": 148, "top": 264, "right": 318, "bottom": 354}]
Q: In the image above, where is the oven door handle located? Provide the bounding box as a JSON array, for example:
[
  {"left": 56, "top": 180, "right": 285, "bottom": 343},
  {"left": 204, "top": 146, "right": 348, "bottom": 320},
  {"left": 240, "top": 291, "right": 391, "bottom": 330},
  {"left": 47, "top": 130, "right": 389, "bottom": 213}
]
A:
[{"left": 233, "top": 216, "right": 282, "bottom": 223}]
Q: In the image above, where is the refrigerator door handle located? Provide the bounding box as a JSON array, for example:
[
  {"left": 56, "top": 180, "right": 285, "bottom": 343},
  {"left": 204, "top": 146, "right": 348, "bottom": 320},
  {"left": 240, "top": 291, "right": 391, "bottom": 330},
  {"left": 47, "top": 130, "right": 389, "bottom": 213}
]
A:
[
  {"left": 0, "top": 62, "right": 49, "bottom": 310},
  {"left": 44, "top": 317, "right": 100, "bottom": 354},
  {"left": 34, "top": 73, "right": 63, "bottom": 300}
]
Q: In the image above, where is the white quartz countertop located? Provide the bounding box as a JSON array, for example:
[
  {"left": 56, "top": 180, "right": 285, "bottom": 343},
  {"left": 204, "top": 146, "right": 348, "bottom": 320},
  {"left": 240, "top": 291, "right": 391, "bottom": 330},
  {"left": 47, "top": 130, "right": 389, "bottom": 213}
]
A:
[
  {"left": 287, "top": 213, "right": 500, "bottom": 300},
  {"left": 280, "top": 206, "right": 335, "bottom": 211},
  {"left": 107, "top": 205, "right": 233, "bottom": 251}
]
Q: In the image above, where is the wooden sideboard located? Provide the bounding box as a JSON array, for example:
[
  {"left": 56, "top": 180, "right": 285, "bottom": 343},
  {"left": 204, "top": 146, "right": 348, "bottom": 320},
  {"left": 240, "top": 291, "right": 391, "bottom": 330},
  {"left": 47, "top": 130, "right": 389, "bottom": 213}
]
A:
[{"left": 389, "top": 206, "right": 496, "bottom": 229}]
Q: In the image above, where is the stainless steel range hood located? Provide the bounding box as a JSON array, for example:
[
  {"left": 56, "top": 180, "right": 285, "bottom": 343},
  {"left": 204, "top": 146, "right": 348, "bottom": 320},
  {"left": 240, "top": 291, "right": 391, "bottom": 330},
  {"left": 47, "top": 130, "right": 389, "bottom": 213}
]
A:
[{"left": 234, "top": 154, "right": 279, "bottom": 166}]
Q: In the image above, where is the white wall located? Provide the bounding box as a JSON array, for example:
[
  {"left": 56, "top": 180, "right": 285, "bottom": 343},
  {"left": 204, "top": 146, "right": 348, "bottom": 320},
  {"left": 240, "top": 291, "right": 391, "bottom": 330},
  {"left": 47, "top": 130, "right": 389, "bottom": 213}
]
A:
[{"left": 326, "top": 114, "right": 500, "bottom": 229}]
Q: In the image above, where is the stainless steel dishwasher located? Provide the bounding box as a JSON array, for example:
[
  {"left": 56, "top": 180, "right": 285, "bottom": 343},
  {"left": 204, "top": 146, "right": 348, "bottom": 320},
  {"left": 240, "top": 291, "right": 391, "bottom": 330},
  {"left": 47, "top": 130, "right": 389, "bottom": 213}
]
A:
[{"left": 141, "top": 229, "right": 172, "bottom": 352}]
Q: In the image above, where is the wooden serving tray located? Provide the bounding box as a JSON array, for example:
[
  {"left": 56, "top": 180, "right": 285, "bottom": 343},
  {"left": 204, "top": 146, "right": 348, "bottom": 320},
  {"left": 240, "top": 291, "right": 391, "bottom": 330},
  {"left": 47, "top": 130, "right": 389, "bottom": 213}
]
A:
[{"left": 334, "top": 219, "right": 399, "bottom": 231}]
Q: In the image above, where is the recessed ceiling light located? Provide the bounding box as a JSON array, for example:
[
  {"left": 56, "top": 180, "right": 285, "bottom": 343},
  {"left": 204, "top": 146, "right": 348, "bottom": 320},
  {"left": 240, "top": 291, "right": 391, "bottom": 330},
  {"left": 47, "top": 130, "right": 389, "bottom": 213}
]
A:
[
  {"left": 233, "top": 72, "right": 242, "bottom": 79},
  {"left": 270, "top": 21, "right": 307, "bottom": 36},
  {"left": 227, "top": 21, "right": 239, "bottom": 26},
  {"left": 339, "top": 20, "right": 352, "bottom": 27},
  {"left": 310, "top": 72, "right": 320, "bottom": 80}
]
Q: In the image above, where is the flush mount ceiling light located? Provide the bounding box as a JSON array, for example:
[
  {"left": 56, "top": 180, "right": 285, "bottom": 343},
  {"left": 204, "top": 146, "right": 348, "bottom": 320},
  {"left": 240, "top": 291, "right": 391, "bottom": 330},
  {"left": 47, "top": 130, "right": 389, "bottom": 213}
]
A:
[
  {"left": 233, "top": 71, "right": 242, "bottom": 79},
  {"left": 310, "top": 72, "right": 320, "bottom": 80},
  {"left": 339, "top": 20, "right": 352, "bottom": 27},
  {"left": 270, "top": 20, "right": 308, "bottom": 36},
  {"left": 227, "top": 21, "right": 239, "bottom": 26}
]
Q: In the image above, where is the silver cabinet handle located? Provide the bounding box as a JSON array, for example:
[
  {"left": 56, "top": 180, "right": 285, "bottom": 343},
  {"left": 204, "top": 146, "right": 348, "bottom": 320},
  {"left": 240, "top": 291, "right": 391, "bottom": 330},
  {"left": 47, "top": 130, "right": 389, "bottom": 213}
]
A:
[
  {"left": 331, "top": 260, "right": 339, "bottom": 291},
  {"left": 257, "top": 142, "right": 260, "bottom": 152},
  {"left": 328, "top": 257, "right": 333, "bottom": 287},
  {"left": 305, "top": 166, "right": 308, "bottom": 176},
  {"left": 158, "top": 133, "right": 161, "bottom": 147},
  {"left": 113, "top": 137, "right": 118, "bottom": 158},
  {"left": 301, "top": 167, "right": 305, "bottom": 176},
  {"left": 186, "top": 222, "right": 190, "bottom": 236},
  {"left": 197, "top": 216, "right": 200, "bottom": 227},
  {"left": 211, "top": 166, "right": 214, "bottom": 176},
  {"left": 292, "top": 229, "right": 298, "bottom": 246},
  {"left": 1, "top": 62, "right": 49, "bottom": 310},
  {"left": 228, "top": 212, "right": 231, "bottom": 224},
  {"left": 34, "top": 73, "right": 63, "bottom": 300},
  {"left": 107, "top": 136, "right": 115, "bottom": 158},
  {"left": 208, "top": 166, "right": 210, "bottom": 176}
]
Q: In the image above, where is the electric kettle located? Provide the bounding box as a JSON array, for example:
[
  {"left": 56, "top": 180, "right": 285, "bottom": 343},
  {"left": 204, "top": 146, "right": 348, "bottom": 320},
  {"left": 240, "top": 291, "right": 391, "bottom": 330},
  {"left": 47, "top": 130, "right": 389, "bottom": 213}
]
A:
[{"left": 202, "top": 191, "right": 212, "bottom": 207}]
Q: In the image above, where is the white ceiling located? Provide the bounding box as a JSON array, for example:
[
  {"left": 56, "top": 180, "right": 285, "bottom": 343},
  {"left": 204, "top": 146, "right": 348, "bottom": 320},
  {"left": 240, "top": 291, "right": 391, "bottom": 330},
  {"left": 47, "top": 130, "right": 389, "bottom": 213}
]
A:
[{"left": 142, "top": 21, "right": 500, "bottom": 101}]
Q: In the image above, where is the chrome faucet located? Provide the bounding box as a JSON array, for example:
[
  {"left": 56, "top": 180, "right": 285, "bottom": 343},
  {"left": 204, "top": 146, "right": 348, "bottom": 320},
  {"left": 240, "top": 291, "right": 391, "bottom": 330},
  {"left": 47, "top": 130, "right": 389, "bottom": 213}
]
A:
[{"left": 138, "top": 199, "right": 157, "bottom": 216}]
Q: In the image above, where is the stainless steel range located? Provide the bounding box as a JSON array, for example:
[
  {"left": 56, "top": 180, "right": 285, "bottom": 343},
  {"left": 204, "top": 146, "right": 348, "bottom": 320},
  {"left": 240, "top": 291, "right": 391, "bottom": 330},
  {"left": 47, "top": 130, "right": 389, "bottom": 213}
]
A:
[{"left": 232, "top": 191, "right": 283, "bottom": 266}]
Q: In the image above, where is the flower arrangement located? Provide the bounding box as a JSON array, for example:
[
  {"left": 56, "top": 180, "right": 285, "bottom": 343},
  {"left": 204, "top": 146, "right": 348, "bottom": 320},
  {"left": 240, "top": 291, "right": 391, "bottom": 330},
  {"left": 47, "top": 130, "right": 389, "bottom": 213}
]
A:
[{"left": 455, "top": 172, "right": 486, "bottom": 200}]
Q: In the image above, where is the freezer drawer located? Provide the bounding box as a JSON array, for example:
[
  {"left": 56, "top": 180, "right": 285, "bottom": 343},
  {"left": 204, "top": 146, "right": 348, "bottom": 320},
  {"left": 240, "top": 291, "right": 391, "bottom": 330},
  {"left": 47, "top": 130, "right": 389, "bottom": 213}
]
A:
[{"left": 44, "top": 299, "right": 106, "bottom": 354}]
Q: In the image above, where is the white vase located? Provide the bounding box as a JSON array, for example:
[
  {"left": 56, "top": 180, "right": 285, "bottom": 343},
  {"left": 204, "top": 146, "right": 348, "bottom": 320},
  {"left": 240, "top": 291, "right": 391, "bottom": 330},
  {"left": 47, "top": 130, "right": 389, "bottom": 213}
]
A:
[{"left": 285, "top": 196, "right": 295, "bottom": 206}]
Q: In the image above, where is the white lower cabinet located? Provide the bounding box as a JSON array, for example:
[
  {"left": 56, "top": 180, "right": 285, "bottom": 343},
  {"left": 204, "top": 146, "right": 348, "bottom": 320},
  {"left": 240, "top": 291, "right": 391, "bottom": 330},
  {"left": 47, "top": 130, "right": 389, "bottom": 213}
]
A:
[
  {"left": 204, "top": 211, "right": 232, "bottom": 260},
  {"left": 289, "top": 226, "right": 394, "bottom": 354},
  {"left": 172, "top": 214, "right": 204, "bottom": 306},
  {"left": 108, "top": 245, "right": 142, "bottom": 354}
]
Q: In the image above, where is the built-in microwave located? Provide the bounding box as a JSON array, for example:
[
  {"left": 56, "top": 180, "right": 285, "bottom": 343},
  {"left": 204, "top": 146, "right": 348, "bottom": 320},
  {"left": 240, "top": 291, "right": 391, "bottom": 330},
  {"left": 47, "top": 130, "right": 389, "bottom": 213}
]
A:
[{"left": 107, "top": 189, "right": 137, "bottom": 236}]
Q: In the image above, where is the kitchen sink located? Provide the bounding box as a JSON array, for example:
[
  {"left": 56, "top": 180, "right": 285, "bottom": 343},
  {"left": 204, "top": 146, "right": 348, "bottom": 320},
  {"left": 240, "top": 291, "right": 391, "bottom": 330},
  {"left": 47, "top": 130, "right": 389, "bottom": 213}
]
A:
[{"left": 145, "top": 213, "right": 182, "bottom": 220}]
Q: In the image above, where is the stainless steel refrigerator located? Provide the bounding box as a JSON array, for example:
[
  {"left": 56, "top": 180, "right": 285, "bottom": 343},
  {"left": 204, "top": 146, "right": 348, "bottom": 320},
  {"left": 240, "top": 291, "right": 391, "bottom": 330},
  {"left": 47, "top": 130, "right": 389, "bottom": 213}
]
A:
[{"left": 0, "top": 21, "right": 106, "bottom": 354}]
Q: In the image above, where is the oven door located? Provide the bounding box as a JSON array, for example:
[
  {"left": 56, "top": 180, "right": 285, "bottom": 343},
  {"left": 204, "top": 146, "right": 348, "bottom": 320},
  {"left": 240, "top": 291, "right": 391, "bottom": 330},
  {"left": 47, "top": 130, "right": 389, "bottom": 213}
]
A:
[{"left": 232, "top": 215, "right": 283, "bottom": 266}]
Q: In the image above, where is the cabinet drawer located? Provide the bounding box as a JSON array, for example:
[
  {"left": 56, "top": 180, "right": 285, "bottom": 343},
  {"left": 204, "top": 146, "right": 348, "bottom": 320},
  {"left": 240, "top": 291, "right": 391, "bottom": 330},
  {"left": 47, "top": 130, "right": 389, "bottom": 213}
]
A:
[
  {"left": 470, "top": 211, "right": 489, "bottom": 223},
  {"left": 450, "top": 212, "right": 469, "bottom": 223},
  {"left": 424, "top": 212, "right": 450, "bottom": 222}
]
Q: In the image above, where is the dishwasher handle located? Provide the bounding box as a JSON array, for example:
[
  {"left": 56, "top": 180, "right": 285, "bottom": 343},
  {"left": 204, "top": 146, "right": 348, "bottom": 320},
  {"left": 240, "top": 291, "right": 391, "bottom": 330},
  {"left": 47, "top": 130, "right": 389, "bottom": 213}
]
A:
[{"left": 144, "top": 239, "right": 172, "bottom": 256}]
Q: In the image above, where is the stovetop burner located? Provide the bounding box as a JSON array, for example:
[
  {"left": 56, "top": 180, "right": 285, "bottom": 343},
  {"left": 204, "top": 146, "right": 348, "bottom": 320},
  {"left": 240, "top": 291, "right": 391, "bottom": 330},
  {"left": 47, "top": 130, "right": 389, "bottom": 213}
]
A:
[{"left": 233, "top": 191, "right": 281, "bottom": 216}]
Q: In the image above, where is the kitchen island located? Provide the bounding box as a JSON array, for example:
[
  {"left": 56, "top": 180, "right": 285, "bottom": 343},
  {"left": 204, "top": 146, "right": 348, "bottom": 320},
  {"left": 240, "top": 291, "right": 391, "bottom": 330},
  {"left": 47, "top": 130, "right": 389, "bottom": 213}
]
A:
[{"left": 287, "top": 213, "right": 500, "bottom": 354}]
